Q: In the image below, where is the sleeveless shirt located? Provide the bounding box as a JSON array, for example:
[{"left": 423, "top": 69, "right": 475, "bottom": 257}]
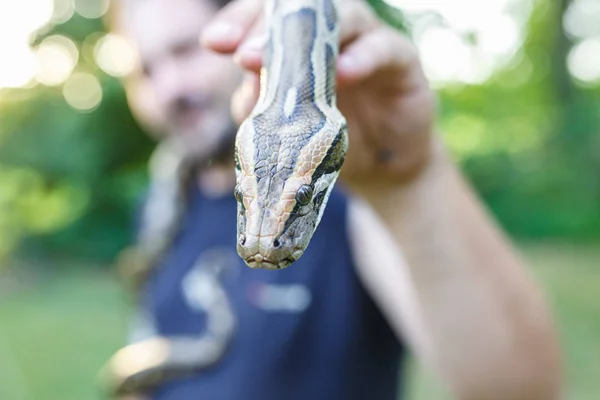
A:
[{"left": 138, "top": 185, "right": 406, "bottom": 400}]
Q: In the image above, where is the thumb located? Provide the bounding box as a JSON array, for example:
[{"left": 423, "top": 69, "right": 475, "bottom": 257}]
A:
[{"left": 201, "top": 0, "right": 264, "bottom": 54}]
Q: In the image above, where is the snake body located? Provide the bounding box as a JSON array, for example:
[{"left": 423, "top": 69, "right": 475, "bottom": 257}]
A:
[
  {"left": 105, "top": 0, "right": 346, "bottom": 394},
  {"left": 235, "top": 0, "right": 348, "bottom": 269}
]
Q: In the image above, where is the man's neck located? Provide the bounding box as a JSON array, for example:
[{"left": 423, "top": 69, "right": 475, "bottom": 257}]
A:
[{"left": 197, "top": 160, "right": 236, "bottom": 198}]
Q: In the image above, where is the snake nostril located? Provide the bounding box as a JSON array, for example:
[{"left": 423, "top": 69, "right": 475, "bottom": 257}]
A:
[
  {"left": 239, "top": 235, "right": 246, "bottom": 246},
  {"left": 273, "top": 239, "right": 281, "bottom": 248}
]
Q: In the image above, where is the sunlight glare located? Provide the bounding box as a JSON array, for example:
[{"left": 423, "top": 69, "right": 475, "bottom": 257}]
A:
[
  {"left": 386, "top": 0, "right": 511, "bottom": 31},
  {"left": 0, "top": 42, "right": 37, "bottom": 88},
  {"left": 417, "top": 27, "right": 493, "bottom": 86},
  {"left": 0, "top": 0, "right": 54, "bottom": 88},
  {"left": 94, "top": 34, "right": 138, "bottom": 77},
  {"left": 63, "top": 72, "right": 103, "bottom": 111},
  {"left": 0, "top": 0, "right": 54, "bottom": 37},
  {"left": 567, "top": 38, "right": 600, "bottom": 84},
  {"left": 418, "top": 27, "right": 471, "bottom": 85},
  {"left": 384, "top": 0, "right": 528, "bottom": 86},
  {"left": 478, "top": 14, "right": 520, "bottom": 57},
  {"left": 35, "top": 35, "right": 79, "bottom": 86}
]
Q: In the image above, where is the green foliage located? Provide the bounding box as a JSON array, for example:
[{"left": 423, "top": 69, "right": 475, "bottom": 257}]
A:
[
  {"left": 367, "top": 0, "right": 409, "bottom": 32},
  {"left": 436, "top": 0, "right": 600, "bottom": 238},
  {"left": 0, "top": 18, "right": 153, "bottom": 263}
]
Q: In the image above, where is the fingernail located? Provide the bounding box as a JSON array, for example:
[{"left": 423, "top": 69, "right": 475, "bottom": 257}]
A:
[
  {"left": 202, "top": 23, "right": 242, "bottom": 44},
  {"left": 235, "top": 36, "right": 265, "bottom": 66}
]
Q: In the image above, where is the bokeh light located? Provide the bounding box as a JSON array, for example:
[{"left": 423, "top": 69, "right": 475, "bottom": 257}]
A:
[
  {"left": 81, "top": 32, "right": 106, "bottom": 65},
  {"left": 563, "top": 0, "right": 600, "bottom": 40},
  {"left": 62, "top": 72, "right": 103, "bottom": 111},
  {"left": 385, "top": 0, "right": 531, "bottom": 87},
  {"left": 52, "top": 0, "right": 76, "bottom": 24},
  {"left": 35, "top": 35, "right": 79, "bottom": 86},
  {"left": 94, "top": 33, "right": 138, "bottom": 77},
  {"left": 418, "top": 27, "right": 476, "bottom": 85},
  {"left": 74, "top": 0, "right": 110, "bottom": 20},
  {"left": 478, "top": 14, "right": 520, "bottom": 57},
  {"left": 567, "top": 38, "right": 600, "bottom": 84}
]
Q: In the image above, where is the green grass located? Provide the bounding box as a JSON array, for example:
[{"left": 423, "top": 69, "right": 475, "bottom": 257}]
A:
[
  {"left": 0, "top": 242, "right": 598, "bottom": 400},
  {"left": 0, "top": 269, "right": 130, "bottom": 400},
  {"left": 519, "top": 242, "right": 600, "bottom": 400},
  {"left": 407, "top": 242, "right": 600, "bottom": 400}
]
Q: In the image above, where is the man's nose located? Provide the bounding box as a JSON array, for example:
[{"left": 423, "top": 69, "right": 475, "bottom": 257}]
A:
[{"left": 153, "top": 62, "right": 188, "bottom": 104}]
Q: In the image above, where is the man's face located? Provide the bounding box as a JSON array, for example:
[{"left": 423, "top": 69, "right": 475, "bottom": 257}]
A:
[{"left": 127, "top": 0, "right": 240, "bottom": 159}]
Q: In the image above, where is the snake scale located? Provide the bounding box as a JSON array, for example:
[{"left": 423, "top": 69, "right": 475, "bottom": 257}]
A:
[
  {"left": 105, "top": 0, "right": 346, "bottom": 395},
  {"left": 235, "top": 0, "right": 348, "bottom": 269}
]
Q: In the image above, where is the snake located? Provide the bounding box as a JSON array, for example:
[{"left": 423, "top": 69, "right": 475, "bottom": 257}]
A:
[
  {"left": 104, "top": 0, "right": 347, "bottom": 395},
  {"left": 234, "top": 0, "right": 348, "bottom": 270}
]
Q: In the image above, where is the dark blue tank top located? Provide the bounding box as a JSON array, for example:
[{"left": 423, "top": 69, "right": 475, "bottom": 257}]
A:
[{"left": 141, "top": 185, "right": 406, "bottom": 400}]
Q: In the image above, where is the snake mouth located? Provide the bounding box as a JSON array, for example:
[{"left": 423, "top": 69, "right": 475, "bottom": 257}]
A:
[{"left": 245, "top": 254, "right": 298, "bottom": 270}]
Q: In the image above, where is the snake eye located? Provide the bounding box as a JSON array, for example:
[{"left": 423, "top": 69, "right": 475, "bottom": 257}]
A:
[
  {"left": 296, "top": 185, "right": 313, "bottom": 206},
  {"left": 234, "top": 185, "right": 243, "bottom": 203}
]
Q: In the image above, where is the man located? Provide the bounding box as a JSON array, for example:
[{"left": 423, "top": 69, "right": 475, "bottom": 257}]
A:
[{"left": 105, "top": 0, "right": 562, "bottom": 399}]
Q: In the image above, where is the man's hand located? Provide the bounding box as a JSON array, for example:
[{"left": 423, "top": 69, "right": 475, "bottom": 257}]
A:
[
  {"left": 201, "top": 3, "right": 563, "bottom": 399},
  {"left": 201, "top": 0, "right": 436, "bottom": 187}
]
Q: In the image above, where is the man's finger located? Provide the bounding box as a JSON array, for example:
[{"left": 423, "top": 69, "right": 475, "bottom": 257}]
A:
[
  {"left": 201, "top": 0, "right": 263, "bottom": 53},
  {"left": 233, "top": 12, "right": 267, "bottom": 73},
  {"left": 234, "top": 0, "right": 381, "bottom": 74},
  {"left": 339, "top": 1, "right": 380, "bottom": 46},
  {"left": 234, "top": 34, "right": 264, "bottom": 73},
  {"left": 337, "top": 27, "right": 421, "bottom": 87}
]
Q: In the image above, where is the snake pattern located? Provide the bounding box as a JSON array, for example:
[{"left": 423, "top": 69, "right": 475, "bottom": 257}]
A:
[
  {"left": 235, "top": 0, "right": 348, "bottom": 270},
  {"left": 105, "top": 0, "right": 346, "bottom": 395}
]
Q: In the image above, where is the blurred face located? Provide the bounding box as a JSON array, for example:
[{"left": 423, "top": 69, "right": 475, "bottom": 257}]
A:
[{"left": 126, "top": 0, "right": 240, "bottom": 159}]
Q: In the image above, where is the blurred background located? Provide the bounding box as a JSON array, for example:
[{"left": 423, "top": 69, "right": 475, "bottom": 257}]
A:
[{"left": 0, "top": 0, "right": 598, "bottom": 399}]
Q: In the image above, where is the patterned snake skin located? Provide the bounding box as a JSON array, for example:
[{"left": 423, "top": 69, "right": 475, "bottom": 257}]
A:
[
  {"left": 103, "top": 0, "right": 346, "bottom": 395},
  {"left": 235, "top": 0, "right": 348, "bottom": 269}
]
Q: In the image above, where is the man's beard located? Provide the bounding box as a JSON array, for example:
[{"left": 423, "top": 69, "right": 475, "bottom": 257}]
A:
[
  {"left": 172, "top": 117, "right": 238, "bottom": 167},
  {"left": 199, "top": 120, "right": 237, "bottom": 166},
  {"left": 166, "top": 93, "right": 238, "bottom": 167}
]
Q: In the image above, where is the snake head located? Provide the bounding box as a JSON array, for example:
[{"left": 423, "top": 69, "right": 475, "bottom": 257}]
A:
[{"left": 234, "top": 121, "right": 347, "bottom": 270}]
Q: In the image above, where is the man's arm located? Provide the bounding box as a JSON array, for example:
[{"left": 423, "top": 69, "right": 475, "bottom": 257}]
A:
[
  {"left": 347, "top": 137, "right": 562, "bottom": 400},
  {"left": 201, "top": 1, "right": 562, "bottom": 397}
]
